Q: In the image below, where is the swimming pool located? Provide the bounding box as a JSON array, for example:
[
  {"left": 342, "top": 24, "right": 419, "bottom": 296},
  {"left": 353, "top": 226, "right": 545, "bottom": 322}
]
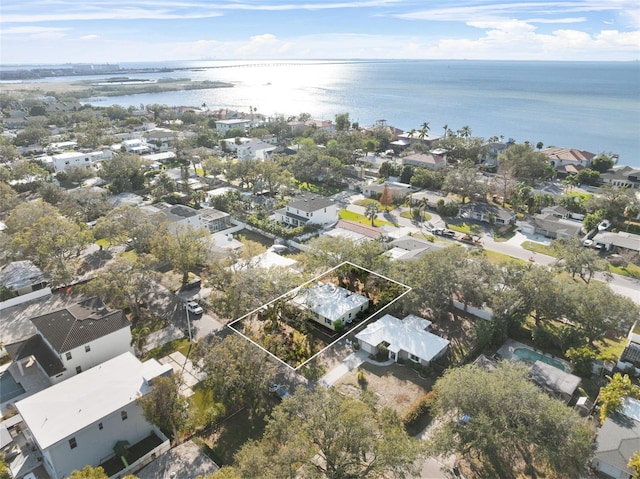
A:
[
  {"left": 513, "top": 348, "right": 567, "bottom": 371},
  {"left": 0, "top": 370, "right": 25, "bottom": 403}
]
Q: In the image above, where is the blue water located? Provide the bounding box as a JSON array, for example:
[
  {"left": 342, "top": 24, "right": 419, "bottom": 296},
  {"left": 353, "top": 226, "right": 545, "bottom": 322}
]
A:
[
  {"left": 513, "top": 348, "right": 567, "bottom": 371},
  {"left": 0, "top": 370, "right": 25, "bottom": 403},
  {"left": 26, "top": 60, "right": 640, "bottom": 166}
]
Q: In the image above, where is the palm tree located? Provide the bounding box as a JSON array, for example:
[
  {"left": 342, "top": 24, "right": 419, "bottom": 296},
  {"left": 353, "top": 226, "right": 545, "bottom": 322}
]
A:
[
  {"left": 407, "top": 128, "right": 417, "bottom": 140},
  {"left": 458, "top": 125, "right": 472, "bottom": 142},
  {"left": 131, "top": 326, "right": 151, "bottom": 357},
  {"left": 365, "top": 202, "right": 380, "bottom": 226},
  {"left": 443, "top": 124, "right": 448, "bottom": 138},
  {"left": 418, "top": 122, "right": 430, "bottom": 141}
]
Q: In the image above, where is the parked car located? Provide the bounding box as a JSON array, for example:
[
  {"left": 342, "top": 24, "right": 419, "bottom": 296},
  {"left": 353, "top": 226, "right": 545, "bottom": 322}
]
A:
[
  {"left": 185, "top": 300, "right": 203, "bottom": 315},
  {"left": 269, "top": 384, "right": 291, "bottom": 400}
]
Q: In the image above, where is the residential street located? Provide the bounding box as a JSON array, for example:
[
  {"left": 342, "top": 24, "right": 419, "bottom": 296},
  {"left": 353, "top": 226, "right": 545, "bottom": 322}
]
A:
[{"left": 344, "top": 195, "right": 639, "bottom": 304}]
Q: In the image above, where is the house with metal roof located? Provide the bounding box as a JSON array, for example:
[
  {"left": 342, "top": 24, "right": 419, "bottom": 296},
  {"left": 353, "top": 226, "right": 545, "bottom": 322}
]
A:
[
  {"left": 4, "top": 297, "right": 132, "bottom": 385},
  {"left": 293, "top": 282, "right": 369, "bottom": 331},
  {"left": 355, "top": 314, "right": 449, "bottom": 366},
  {"left": 0, "top": 261, "right": 50, "bottom": 310},
  {"left": 15, "top": 352, "right": 172, "bottom": 479}
]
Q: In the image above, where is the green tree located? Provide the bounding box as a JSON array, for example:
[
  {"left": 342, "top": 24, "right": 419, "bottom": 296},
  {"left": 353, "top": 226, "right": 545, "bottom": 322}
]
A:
[
  {"left": 500, "top": 143, "right": 553, "bottom": 185},
  {"left": 551, "top": 237, "right": 609, "bottom": 283},
  {"left": 6, "top": 201, "right": 93, "bottom": 285},
  {"left": 591, "top": 153, "right": 615, "bottom": 173},
  {"left": 0, "top": 452, "right": 11, "bottom": 479},
  {"left": 99, "top": 154, "right": 147, "bottom": 193},
  {"left": 565, "top": 345, "right": 597, "bottom": 377},
  {"left": 68, "top": 466, "right": 108, "bottom": 479},
  {"left": 0, "top": 182, "right": 19, "bottom": 214},
  {"left": 234, "top": 387, "right": 423, "bottom": 479},
  {"left": 429, "top": 362, "right": 594, "bottom": 478},
  {"left": 82, "top": 254, "right": 158, "bottom": 318},
  {"left": 151, "top": 225, "right": 207, "bottom": 285},
  {"left": 586, "top": 184, "right": 638, "bottom": 222},
  {"left": 598, "top": 373, "right": 640, "bottom": 424},
  {"left": 334, "top": 112, "right": 350, "bottom": 132},
  {"left": 629, "top": 450, "right": 640, "bottom": 477},
  {"left": 60, "top": 187, "right": 111, "bottom": 222},
  {"left": 364, "top": 201, "right": 380, "bottom": 226},
  {"left": 442, "top": 160, "right": 486, "bottom": 204},
  {"left": 137, "top": 375, "right": 188, "bottom": 440},
  {"left": 195, "top": 335, "right": 277, "bottom": 417},
  {"left": 93, "top": 205, "right": 156, "bottom": 252}
]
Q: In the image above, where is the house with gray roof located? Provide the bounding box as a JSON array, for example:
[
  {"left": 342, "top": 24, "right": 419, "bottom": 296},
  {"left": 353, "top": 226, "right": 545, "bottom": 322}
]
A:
[
  {"left": 600, "top": 166, "right": 640, "bottom": 190},
  {"left": 592, "top": 397, "right": 640, "bottom": 479},
  {"left": 460, "top": 202, "right": 516, "bottom": 225},
  {"left": 385, "top": 235, "right": 444, "bottom": 261},
  {"left": 592, "top": 231, "right": 640, "bottom": 254},
  {"left": 519, "top": 214, "right": 583, "bottom": 239},
  {"left": 142, "top": 202, "right": 231, "bottom": 234},
  {"left": 0, "top": 261, "right": 50, "bottom": 310},
  {"left": 274, "top": 194, "right": 338, "bottom": 227},
  {"left": 4, "top": 297, "right": 132, "bottom": 385}
]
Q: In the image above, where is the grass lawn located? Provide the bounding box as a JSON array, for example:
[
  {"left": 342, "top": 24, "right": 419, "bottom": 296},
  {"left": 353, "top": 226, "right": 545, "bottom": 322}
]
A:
[
  {"left": 236, "top": 230, "right": 272, "bottom": 250},
  {"left": 95, "top": 238, "right": 110, "bottom": 249},
  {"left": 445, "top": 220, "right": 483, "bottom": 235},
  {"left": 339, "top": 209, "right": 392, "bottom": 227},
  {"left": 399, "top": 210, "right": 432, "bottom": 222},
  {"left": 353, "top": 198, "right": 380, "bottom": 207},
  {"left": 144, "top": 338, "right": 191, "bottom": 360},
  {"left": 521, "top": 240, "right": 555, "bottom": 255},
  {"left": 609, "top": 262, "right": 640, "bottom": 280},
  {"left": 201, "top": 408, "right": 268, "bottom": 466},
  {"left": 492, "top": 225, "right": 517, "bottom": 242},
  {"left": 482, "top": 249, "right": 527, "bottom": 265}
]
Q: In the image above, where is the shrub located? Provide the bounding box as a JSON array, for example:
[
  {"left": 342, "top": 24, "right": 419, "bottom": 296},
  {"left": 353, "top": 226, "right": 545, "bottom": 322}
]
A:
[
  {"left": 357, "top": 370, "right": 367, "bottom": 386},
  {"left": 403, "top": 391, "right": 435, "bottom": 428}
]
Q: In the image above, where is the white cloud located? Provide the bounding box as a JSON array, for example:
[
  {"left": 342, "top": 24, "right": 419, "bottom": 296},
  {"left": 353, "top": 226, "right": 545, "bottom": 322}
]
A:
[{"left": 80, "top": 34, "right": 100, "bottom": 40}]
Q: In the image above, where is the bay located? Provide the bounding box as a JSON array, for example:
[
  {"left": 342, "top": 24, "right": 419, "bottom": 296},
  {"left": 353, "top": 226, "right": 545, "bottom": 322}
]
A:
[{"left": 78, "top": 60, "right": 640, "bottom": 167}]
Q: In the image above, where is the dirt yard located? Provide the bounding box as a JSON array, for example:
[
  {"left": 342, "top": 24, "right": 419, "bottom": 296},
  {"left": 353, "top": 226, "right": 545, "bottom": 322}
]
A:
[{"left": 334, "top": 361, "right": 435, "bottom": 417}]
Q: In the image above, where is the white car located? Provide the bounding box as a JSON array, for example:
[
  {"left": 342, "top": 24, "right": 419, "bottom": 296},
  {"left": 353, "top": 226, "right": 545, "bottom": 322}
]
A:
[{"left": 185, "top": 301, "right": 203, "bottom": 315}]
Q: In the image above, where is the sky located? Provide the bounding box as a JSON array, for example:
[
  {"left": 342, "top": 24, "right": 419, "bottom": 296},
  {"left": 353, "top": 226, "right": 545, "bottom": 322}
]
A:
[{"left": 1, "top": 0, "right": 639, "bottom": 64}]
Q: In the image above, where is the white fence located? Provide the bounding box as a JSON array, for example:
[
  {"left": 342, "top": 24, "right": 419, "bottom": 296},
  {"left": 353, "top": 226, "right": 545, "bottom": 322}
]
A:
[{"left": 452, "top": 299, "right": 493, "bottom": 321}]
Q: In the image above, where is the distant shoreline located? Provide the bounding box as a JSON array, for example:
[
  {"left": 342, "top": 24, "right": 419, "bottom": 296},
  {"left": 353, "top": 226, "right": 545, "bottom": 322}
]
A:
[{"left": 0, "top": 79, "right": 233, "bottom": 99}]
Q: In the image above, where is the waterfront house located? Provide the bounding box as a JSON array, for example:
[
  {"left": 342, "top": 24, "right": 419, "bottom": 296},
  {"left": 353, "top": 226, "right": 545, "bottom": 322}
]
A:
[
  {"left": 542, "top": 147, "right": 595, "bottom": 175},
  {"left": 355, "top": 314, "right": 449, "bottom": 366},
  {"left": 15, "top": 352, "right": 172, "bottom": 479},
  {"left": 600, "top": 166, "right": 640, "bottom": 190}
]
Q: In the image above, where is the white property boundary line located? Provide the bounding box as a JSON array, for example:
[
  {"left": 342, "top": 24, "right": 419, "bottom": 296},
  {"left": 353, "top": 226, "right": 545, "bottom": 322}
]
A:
[{"left": 227, "top": 261, "right": 412, "bottom": 371}]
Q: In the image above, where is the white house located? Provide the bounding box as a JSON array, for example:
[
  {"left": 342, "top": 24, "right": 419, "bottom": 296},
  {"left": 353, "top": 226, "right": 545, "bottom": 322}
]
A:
[
  {"left": 355, "top": 314, "right": 450, "bottom": 366},
  {"left": 141, "top": 202, "right": 231, "bottom": 234},
  {"left": 215, "top": 119, "right": 252, "bottom": 136},
  {"left": 236, "top": 139, "right": 277, "bottom": 161},
  {"left": 52, "top": 150, "right": 112, "bottom": 172},
  {"left": 15, "top": 352, "right": 172, "bottom": 479},
  {"left": 5, "top": 297, "right": 132, "bottom": 384},
  {"left": 294, "top": 282, "right": 369, "bottom": 331},
  {"left": 274, "top": 195, "right": 338, "bottom": 227}
]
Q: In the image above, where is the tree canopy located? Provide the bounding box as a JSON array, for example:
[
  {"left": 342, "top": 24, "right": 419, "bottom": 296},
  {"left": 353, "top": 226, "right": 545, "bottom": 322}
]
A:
[
  {"left": 429, "top": 362, "right": 594, "bottom": 478},
  {"left": 232, "top": 387, "right": 423, "bottom": 479}
]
